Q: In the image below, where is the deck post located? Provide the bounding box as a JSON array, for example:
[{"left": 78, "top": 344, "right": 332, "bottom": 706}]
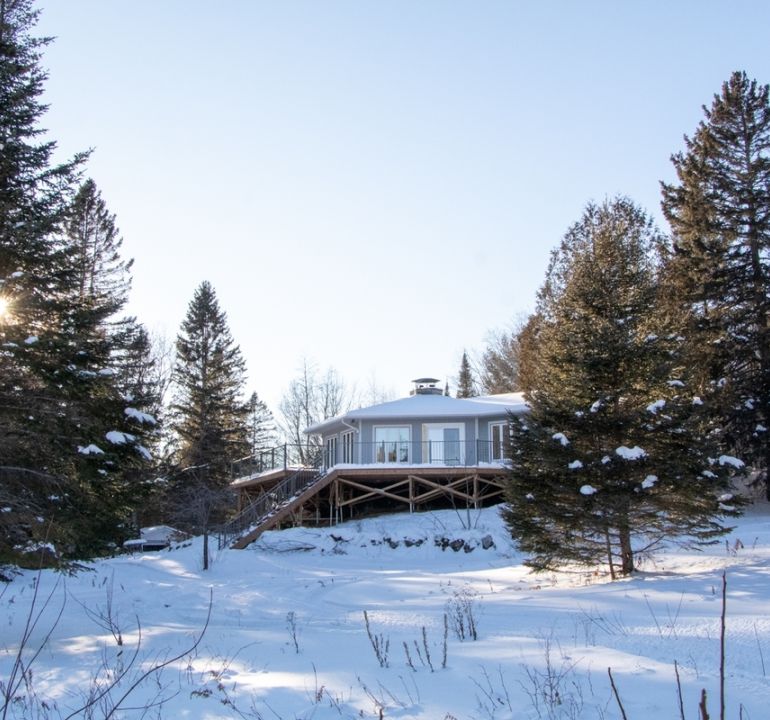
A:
[{"left": 283, "top": 443, "right": 288, "bottom": 470}]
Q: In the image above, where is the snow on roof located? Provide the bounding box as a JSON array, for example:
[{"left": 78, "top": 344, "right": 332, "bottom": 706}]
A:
[{"left": 305, "top": 392, "right": 527, "bottom": 435}]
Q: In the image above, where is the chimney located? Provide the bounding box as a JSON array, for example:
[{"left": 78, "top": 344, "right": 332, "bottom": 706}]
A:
[{"left": 410, "top": 377, "right": 443, "bottom": 396}]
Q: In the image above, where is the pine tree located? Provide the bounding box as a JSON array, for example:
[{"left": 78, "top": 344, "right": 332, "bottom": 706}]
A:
[
  {"left": 170, "top": 281, "right": 249, "bottom": 488},
  {"left": 0, "top": 1, "right": 143, "bottom": 564},
  {"left": 455, "top": 350, "right": 477, "bottom": 398},
  {"left": 502, "top": 198, "right": 742, "bottom": 577},
  {"left": 661, "top": 71, "right": 770, "bottom": 495},
  {"left": 66, "top": 178, "right": 133, "bottom": 316},
  {"left": 246, "top": 391, "right": 276, "bottom": 456}
]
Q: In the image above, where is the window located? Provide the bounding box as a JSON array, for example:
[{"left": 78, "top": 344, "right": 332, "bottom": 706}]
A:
[
  {"left": 325, "top": 435, "right": 338, "bottom": 468},
  {"left": 374, "top": 426, "right": 410, "bottom": 463},
  {"left": 489, "top": 421, "right": 508, "bottom": 461},
  {"left": 422, "top": 423, "right": 465, "bottom": 464},
  {"left": 341, "top": 430, "right": 355, "bottom": 464}
]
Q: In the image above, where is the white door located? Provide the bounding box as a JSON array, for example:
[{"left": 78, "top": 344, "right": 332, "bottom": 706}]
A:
[{"left": 424, "top": 424, "right": 463, "bottom": 464}]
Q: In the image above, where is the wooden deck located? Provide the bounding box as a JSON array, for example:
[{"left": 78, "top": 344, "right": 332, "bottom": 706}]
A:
[{"left": 226, "top": 464, "right": 510, "bottom": 548}]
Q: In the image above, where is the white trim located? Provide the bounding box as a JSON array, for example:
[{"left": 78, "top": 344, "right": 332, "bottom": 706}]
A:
[
  {"left": 421, "top": 422, "right": 465, "bottom": 464},
  {"left": 341, "top": 429, "right": 355, "bottom": 464},
  {"left": 489, "top": 420, "right": 507, "bottom": 461},
  {"left": 325, "top": 434, "right": 338, "bottom": 468},
  {"left": 373, "top": 424, "right": 411, "bottom": 463}
]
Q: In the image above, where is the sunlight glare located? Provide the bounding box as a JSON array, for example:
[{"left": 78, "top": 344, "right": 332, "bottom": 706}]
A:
[{"left": 0, "top": 296, "right": 9, "bottom": 320}]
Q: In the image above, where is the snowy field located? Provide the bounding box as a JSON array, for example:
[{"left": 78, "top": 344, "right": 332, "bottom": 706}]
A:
[{"left": 2, "top": 503, "right": 770, "bottom": 719}]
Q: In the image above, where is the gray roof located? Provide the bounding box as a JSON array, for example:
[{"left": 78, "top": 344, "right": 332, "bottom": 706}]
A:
[{"left": 305, "top": 392, "right": 527, "bottom": 435}]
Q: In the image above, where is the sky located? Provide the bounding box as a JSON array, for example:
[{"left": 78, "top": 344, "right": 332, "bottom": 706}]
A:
[{"left": 34, "top": 1, "right": 770, "bottom": 414}]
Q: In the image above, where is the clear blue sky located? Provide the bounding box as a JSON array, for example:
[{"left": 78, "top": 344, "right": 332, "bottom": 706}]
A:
[{"left": 35, "top": 1, "right": 770, "bottom": 413}]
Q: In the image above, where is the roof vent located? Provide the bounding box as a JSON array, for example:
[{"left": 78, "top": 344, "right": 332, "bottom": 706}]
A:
[{"left": 410, "top": 377, "right": 443, "bottom": 396}]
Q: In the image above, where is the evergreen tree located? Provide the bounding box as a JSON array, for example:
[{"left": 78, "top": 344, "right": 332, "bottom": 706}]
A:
[
  {"left": 502, "top": 198, "right": 742, "bottom": 577},
  {"left": 0, "top": 1, "right": 157, "bottom": 563},
  {"left": 455, "top": 350, "right": 477, "bottom": 398},
  {"left": 661, "top": 71, "right": 770, "bottom": 495},
  {"left": 66, "top": 178, "right": 133, "bottom": 316},
  {"left": 170, "top": 281, "right": 249, "bottom": 489},
  {"left": 246, "top": 391, "right": 276, "bottom": 456}
]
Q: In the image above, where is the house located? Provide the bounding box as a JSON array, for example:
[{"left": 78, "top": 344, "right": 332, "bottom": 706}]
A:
[
  {"left": 309, "top": 377, "right": 525, "bottom": 468},
  {"left": 223, "top": 378, "right": 526, "bottom": 549}
]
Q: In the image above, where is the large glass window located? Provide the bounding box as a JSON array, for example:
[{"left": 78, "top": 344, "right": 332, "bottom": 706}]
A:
[
  {"left": 423, "top": 424, "right": 464, "bottom": 464},
  {"left": 374, "top": 426, "right": 410, "bottom": 463},
  {"left": 325, "top": 436, "right": 338, "bottom": 468},
  {"left": 490, "top": 421, "right": 508, "bottom": 461},
  {"left": 341, "top": 430, "right": 355, "bottom": 464}
]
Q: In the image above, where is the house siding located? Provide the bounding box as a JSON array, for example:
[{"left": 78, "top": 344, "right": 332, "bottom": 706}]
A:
[{"left": 319, "top": 413, "right": 510, "bottom": 466}]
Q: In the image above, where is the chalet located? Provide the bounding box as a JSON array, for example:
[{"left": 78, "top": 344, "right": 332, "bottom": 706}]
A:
[{"left": 222, "top": 378, "right": 526, "bottom": 549}]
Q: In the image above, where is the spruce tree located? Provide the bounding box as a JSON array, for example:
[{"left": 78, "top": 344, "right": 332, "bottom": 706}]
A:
[
  {"left": 502, "top": 198, "right": 742, "bottom": 577},
  {"left": 170, "top": 281, "right": 249, "bottom": 488},
  {"left": 455, "top": 350, "right": 477, "bottom": 398},
  {"left": 246, "top": 391, "right": 276, "bottom": 456},
  {"left": 0, "top": 1, "right": 151, "bottom": 563},
  {"left": 661, "top": 71, "right": 770, "bottom": 495}
]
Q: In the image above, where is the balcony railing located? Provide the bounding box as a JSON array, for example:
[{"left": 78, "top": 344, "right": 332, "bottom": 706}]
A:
[
  {"left": 325, "top": 439, "right": 507, "bottom": 467},
  {"left": 231, "top": 440, "right": 508, "bottom": 482}
]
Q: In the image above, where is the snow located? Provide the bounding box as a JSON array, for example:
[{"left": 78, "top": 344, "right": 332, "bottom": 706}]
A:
[
  {"left": 693, "top": 396, "right": 704, "bottom": 405},
  {"left": 718, "top": 455, "right": 745, "bottom": 469},
  {"left": 590, "top": 399, "right": 602, "bottom": 413},
  {"left": 305, "top": 392, "right": 527, "bottom": 434},
  {"left": 641, "top": 474, "right": 658, "bottom": 489},
  {"left": 568, "top": 459, "right": 583, "bottom": 469},
  {"left": 125, "top": 407, "right": 157, "bottom": 425},
  {"left": 647, "top": 399, "right": 666, "bottom": 414},
  {"left": 3, "top": 505, "right": 770, "bottom": 719},
  {"left": 615, "top": 445, "right": 647, "bottom": 460},
  {"left": 9, "top": 270, "right": 23, "bottom": 278},
  {"left": 106, "top": 430, "right": 132, "bottom": 445},
  {"left": 552, "top": 432, "right": 569, "bottom": 446},
  {"left": 77, "top": 444, "right": 104, "bottom": 455},
  {"left": 23, "top": 335, "right": 38, "bottom": 345},
  {"left": 667, "top": 379, "right": 685, "bottom": 387},
  {"left": 135, "top": 444, "right": 152, "bottom": 460},
  {"left": 579, "top": 484, "right": 597, "bottom": 495}
]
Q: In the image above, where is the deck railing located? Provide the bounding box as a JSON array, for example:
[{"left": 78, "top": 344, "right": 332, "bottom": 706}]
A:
[
  {"left": 217, "top": 465, "right": 325, "bottom": 548},
  {"left": 231, "top": 444, "right": 322, "bottom": 480},
  {"left": 231, "top": 440, "right": 508, "bottom": 482},
  {"left": 325, "top": 439, "right": 507, "bottom": 467}
]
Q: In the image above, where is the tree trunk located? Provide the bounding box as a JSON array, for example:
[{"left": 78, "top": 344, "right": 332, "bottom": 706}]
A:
[
  {"left": 202, "top": 529, "right": 209, "bottom": 571},
  {"left": 618, "top": 525, "right": 634, "bottom": 576},
  {"left": 605, "top": 528, "right": 616, "bottom": 580}
]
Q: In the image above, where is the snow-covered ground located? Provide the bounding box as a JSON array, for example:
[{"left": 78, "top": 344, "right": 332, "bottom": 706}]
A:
[{"left": 2, "top": 503, "right": 770, "bottom": 719}]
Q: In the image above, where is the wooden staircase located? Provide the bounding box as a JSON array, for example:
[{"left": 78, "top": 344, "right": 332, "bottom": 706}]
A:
[{"left": 218, "top": 466, "right": 332, "bottom": 549}]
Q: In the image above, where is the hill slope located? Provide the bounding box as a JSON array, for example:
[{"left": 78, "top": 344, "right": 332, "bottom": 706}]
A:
[{"left": 2, "top": 504, "right": 770, "bottom": 719}]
